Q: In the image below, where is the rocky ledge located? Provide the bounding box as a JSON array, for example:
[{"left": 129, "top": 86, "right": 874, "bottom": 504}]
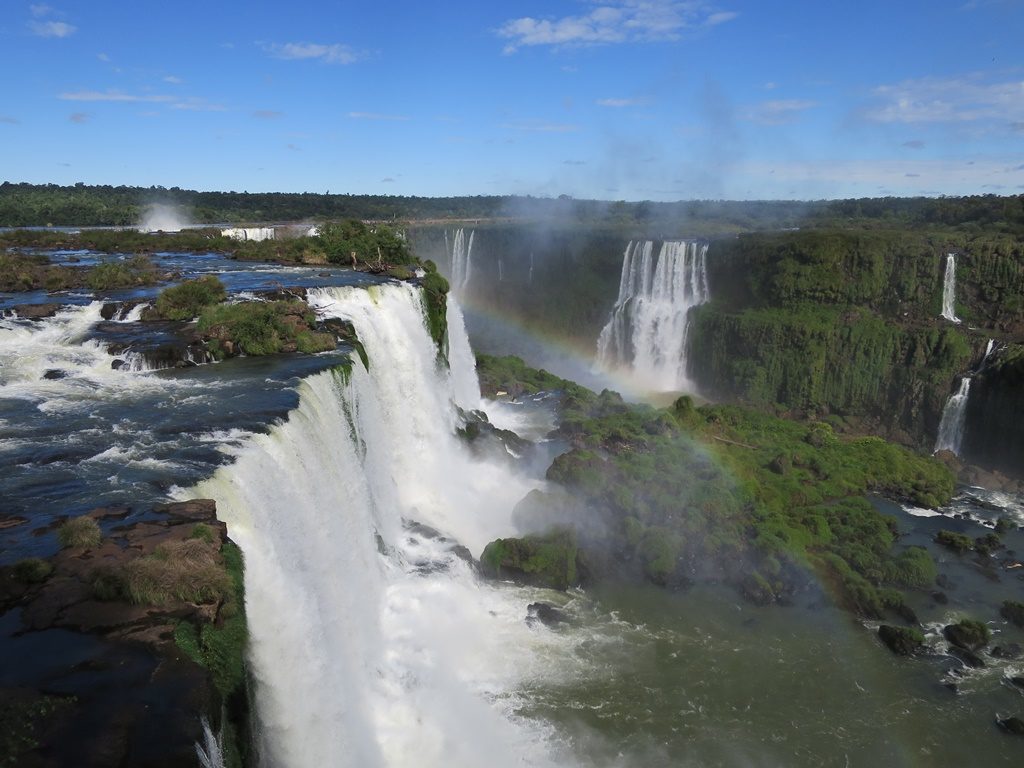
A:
[{"left": 0, "top": 500, "right": 249, "bottom": 767}]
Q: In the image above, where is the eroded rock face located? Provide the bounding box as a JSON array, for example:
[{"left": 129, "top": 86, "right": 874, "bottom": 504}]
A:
[{"left": 9, "top": 302, "right": 61, "bottom": 320}]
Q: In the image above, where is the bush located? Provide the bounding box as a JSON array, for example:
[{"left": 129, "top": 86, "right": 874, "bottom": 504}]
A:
[
  {"left": 86, "top": 255, "right": 158, "bottom": 291},
  {"left": 934, "top": 530, "right": 973, "bottom": 553},
  {"left": 11, "top": 558, "right": 53, "bottom": 584},
  {"left": 57, "top": 516, "right": 101, "bottom": 549},
  {"left": 154, "top": 275, "right": 226, "bottom": 320},
  {"left": 189, "top": 523, "right": 215, "bottom": 543},
  {"left": 121, "top": 539, "right": 232, "bottom": 606}
]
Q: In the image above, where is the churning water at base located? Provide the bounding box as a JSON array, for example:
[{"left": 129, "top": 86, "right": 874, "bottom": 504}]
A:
[
  {"left": 595, "top": 240, "right": 709, "bottom": 392},
  {"left": 183, "top": 284, "right": 579, "bottom": 767},
  {"left": 446, "top": 228, "right": 474, "bottom": 296},
  {"left": 941, "top": 254, "right": 961, "bottom": 323}
]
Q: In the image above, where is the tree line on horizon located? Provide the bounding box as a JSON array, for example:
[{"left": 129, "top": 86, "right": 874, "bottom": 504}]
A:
[{"left": 0, "top": 181, "right": 1021, "bottom": 234}]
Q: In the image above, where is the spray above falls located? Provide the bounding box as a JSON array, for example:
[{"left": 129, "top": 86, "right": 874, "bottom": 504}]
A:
[{"left": 595, "top": 240, "right": 709, "bottom": 392}]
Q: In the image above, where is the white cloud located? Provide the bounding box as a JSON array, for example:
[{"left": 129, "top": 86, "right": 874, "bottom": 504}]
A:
[
  {"left": 57, "top": 90, "right": 174, "bottom": 103},
  {"left": 348, "top": 112, "right": 410, "bottom": 121},
  {"left": 163, "top": 75, "right": 183, "bottom": 84},
  {"left": 30, "top": 4, "right": 54, "bottom": 17},
  {"left": 30, "top": 20, "right": 75, "bottom": 37},
  {"left": 497, "top": 1, "right": 737, "bottom": 53},
  {"left": 867, "top": 74, "right": 1024, "bottom": 124},
  {"left": 264, "top": 42, "right": 359, "bottom": 64},
  {"left": 97, "top": 52, "right": 110, "bottom": 62},
  {"left": 596, "top": 97, "right": 645, "bottom": 107},
  {"left": 742, "top": 99, "right": 816, "bottom": 125}
]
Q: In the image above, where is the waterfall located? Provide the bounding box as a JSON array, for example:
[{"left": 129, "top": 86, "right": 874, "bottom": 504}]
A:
[
  {"left": 934, "top": 377, "right": 971, "bottom": 455},
  {"left": 595, "top": 240, "right": 709, "bottom": 392},
  {"left": 940, "top": 254, "right": 961, "bottom": 323},
  {"left": 933, "top": 339, "right": 996, "bottom": 456},
  {"left": 448, "top": 228, "right": 475, "bottom": 295},
  {"left": 183, "top": 283, "right": 570, "bottom": 768}
]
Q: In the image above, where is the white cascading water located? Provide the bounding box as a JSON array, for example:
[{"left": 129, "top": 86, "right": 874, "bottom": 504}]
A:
[
  {"left": 933, "top": 339, "right": 996, "bottom": 456},
  {"left": 595, "top": 239, "right": 709, "bottom": 392},
  {"left": 934, "top": 377, "right": 971, "bottom": 455},
  {"left": 446, "top": 228, "right": 474, "bottom": 296},
  {"left": 941, "top": 254, "right": 961, "bottom": 323},
  {"left": 182, "top": 283, "right": 578, "bottom": 768}
]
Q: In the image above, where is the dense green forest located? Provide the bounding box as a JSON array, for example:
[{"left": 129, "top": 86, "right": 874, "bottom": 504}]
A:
[{"left": 2, "top": 181, "right": 1022, "bottom": 234}]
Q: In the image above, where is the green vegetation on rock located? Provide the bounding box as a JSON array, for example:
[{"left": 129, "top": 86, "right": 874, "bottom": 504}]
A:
[
  {"left": 11, "top": 558, "right": 54, "bottom": 584},
  {"left": 420, "top": 271, "right": 449, "bottom": 353},
  {"left": 56, "top": 516, "right": 101, "bottom": 549},
  {"left": 878, "top": 625, "right": 925, "bottom": 656},
  {"left": 197, "top": 300, "right": 335, "bottom": 357},
  {"left": 153, "top": 275, "right": 227, "bottom": 320},
  {"left": 944, "top": 619, "right": 991, "bottom": 651},
  {"left": 476, "top": 355, "right": 953, "bottom": 616},
  {"left": 480, "top": 529, "right": 581, "bottom": 591},
  {"left": 934, "top": 530, "right": 974, "bottom": 553},
  {"left": 85, "top": 255, "right": 160, "bottom": 291},
  {"left": 1000, "top": 600, "right": 1024, "bottom": 628}
]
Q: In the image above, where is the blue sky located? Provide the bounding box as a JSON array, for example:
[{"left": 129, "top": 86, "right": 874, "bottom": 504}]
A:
[{"left": 2, "top": 0, "right": 1022, "bottom": 200}]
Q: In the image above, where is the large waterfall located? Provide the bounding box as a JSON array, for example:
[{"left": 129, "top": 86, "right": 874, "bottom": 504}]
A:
[
  {"left": 183, "top": 284, "right": 572, "bottom": 768},
  {"left": 941, "top": 254, "right": 961, "bottom": 323},
  {"left": 595, "top": 240, "right": 709, "bottom": 392},
  {"left": 445, "top": 228, "right": 474, "bottom": 295}
]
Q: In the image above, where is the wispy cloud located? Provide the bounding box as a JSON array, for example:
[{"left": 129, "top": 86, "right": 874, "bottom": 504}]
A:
[
  {"left": 902, "top": 139, "right": 926, "bottom": 149},
  {"left": 58, "top": 90, "right": 174, "bottom": 103},
  {"left": 596, "top": 97, "right": 645, "bottom": 108},
  {"left": 497, "top": 1, "right": 737, "bottom": 53},
  {"left": 742, "top": 99, "right": 816, "bottom": 125},
  {"left": 163, "top": 75, "right": 183, "bottom": 84},
  {"left": 866, "top": 74, "right": 1024, "bottom": 124},
  {"left": 171, "top": 98, "right": 226, "bottom": 112},
  {"left": 68, "top": 112, "right": 90, "bottom": 124},
  {"left": 348, "top": 111, "right": 410, "bottom": 121},
  {"left": 253, "top": 110, "right": 283, "bottom": 119},
  {"left": 502, "top": 119, "right": 580, "bottom": 132},
  {"left": 0, "top": 115, "right": 20, "bottom": 125},
  {"left": 30, "top": 4, "right": 54, "bottom": 17},
  {"left": 263, "top": 42, "right": 359, "bottom": 64},
  {"left": 97, "top": 52, "right": 110, "bottom": 62},
  {"left": 381, "top": 177, "right": 395, "bottom": 183},
  {"left": 30, "top": 19, "right": 75, "bottom": 37}
]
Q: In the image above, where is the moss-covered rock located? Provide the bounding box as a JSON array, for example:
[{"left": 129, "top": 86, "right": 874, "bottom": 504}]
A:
[
  {"left": 935, "top": 530, "right": 974, "bottom": 553},
  {"left": 420, "top": 272, "right": 449, "bottom": 353},
  {"left": 197, "top": 300, "right": 335, "bottom": 358},
  {"left": 878, "top": 625, "right": 925, "bottom": 656},
  {"left": 943, "top": 619, "right": 991, "bottom": 651},
  {"left": 1001, "top": 600, "right": 1024, "bottom": 628},
  {"left": 479, "top": 529, "right": 581, "bottom": 591},
  {"left": 150, "top": 275, "right": 227, "bottom": 320}
]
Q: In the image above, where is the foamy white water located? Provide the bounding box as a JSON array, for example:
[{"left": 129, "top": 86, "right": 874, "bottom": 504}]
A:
[
  {"left": 941, "top": 254, "right": 961, "bottom": 323},
  {"left": 595, "top": 240, "right": 709, "bottom": 392},
  {"left": 934, "top": 377, "right": 971, "bottom": 455},
  {"left": 185, "top": 283, "right": 579, "bottom": 767}
]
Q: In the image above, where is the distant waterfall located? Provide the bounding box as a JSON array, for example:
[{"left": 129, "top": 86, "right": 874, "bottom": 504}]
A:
[
  {"left": 933, "top": 339, "right": 995, "bottom": 455},
  {"left": 941, "top": 254, "right": 961, "bottom": 323},
  {"left": 446, "top": 228, "right": 474, "bottom": 295},
  {"left": 184, "top": 284, "right": 567, "bottom": 768},
  {"left": 595, "top": 240, "right": 709, "bottom": 392}
]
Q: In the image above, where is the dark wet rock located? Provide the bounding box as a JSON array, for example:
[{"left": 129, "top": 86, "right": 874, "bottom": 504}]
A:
[
  {"left": 1009, "top": 676, "right": 1024, "bottom": 690},
  {"left": 878, "top": 625, "right": 925, "bottom": 656},
  {"left": 944, "top": 619, "right": 991, "bottom": 651},
  {"left": 894, "top": 602, "right": 919, "bottom": 624},
  {"left": 998, "top": 717, "right": 1024, "bottom": 736},
  {"left": 931, "top": 591, "right": 949, "bottom": 605},
  {"left": 949, "top": 646, "right": 986, "bottom": 668},
  {"left": 527, "top": 602, "right": 569, "bottom": 628},
  {"left": 992, "top": 644, "right": 1023, "bottom": 660},
  {"left": 111, "top": 358, "right": 126, "bottom": 370},
  {"left": 936, "top": 573, "right": 954, "bottom": 589},
  {"left": 9, "top": 302, "right": 60, "bottom": 319},
  {"left": 0, "top": 515, "right": 29, "bottom": 530},
  {"left": 43, "top": 368, "right": 67, "bottom": 380},
  {"left": 1002, "top": 600, "right": 1024, "bottom": 628},
  {"left": 100, "top": 300, "right": 145, "bottom": 321}
]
